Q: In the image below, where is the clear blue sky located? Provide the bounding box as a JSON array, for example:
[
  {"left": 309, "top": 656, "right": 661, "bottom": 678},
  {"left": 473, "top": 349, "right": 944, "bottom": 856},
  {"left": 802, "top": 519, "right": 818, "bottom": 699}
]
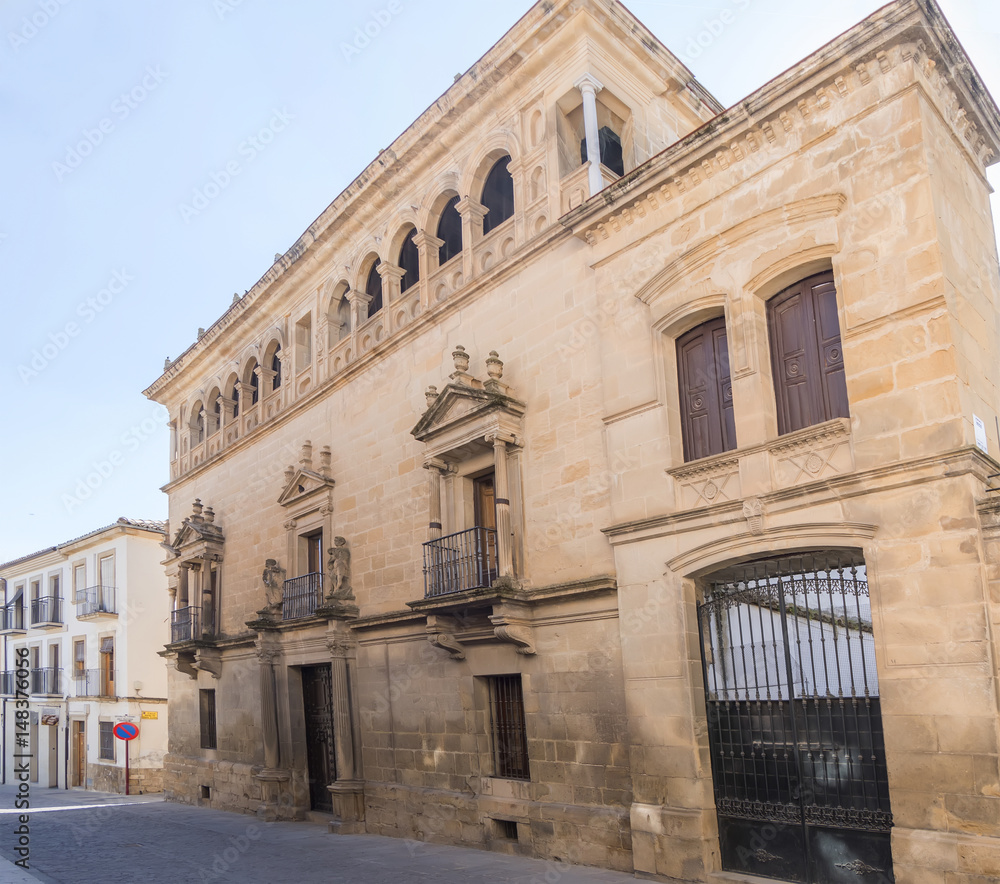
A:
[{"left": 1, "top": 0, "right": 998, "bottom": 562}]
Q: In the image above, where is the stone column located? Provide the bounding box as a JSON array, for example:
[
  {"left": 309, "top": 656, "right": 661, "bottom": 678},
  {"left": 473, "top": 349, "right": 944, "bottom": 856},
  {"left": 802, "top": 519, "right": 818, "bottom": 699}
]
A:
[
  {"left": 327, "top": 637, "right": 365, "bottom": 832},
  {"left": 413, "top": 230, "right": 443, "bottom": 309},
  {"left": 456, "top": 197, "right": 487, "bottom": 280},
  {"left": 424, "top": 459, "right": 449, "bottom": 541},
  {"left": 575, "top": 73, "right": 605, "bottom": 197},
  {"left": 257, "top": 646, "right": 281, "bottom": 770},
  {"left": 177, "top": 563, "right": 190, "bottom": 609},
  {"left": 346, "top": 289, "right": 372, "bottom": 340},
  {"left": 377, "top": 263, "right": 405, "bottom": 333},
  {"left": 490, "top": 434, "right": 515, "bottom": 581}
]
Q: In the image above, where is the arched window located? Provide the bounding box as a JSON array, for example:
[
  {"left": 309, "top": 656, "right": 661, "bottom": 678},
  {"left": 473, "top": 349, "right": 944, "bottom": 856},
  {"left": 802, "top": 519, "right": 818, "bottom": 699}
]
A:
[
  {"left": 481, "top": 156, "right": 514, "bottom": 235},
  {"left": 231, "top": 381, "right": 239, "bottom": 418},
  {"left": 437, "top": 196, "right": 463, "bottom": 265},
  {"left": 767, "top": 271, "right": 849, "bottom": 434},
  {"left": 676, "top": 316, "right": 736, "bottom": 461},
  {"left": 366, "top": 259, "right": 382, "bottom": 318},
  {"left": 212, "top": 396, "right": 221, "bottom": 432},
  {"left": 250, "top": 369, "right": 259, "bottom": 404},
  {"left": 398, "top": 229, "right": 420, "bottom": 293},
  {"left": 192, "top": 402, "right": 205, "bottom": 443},
  {"left": 271, "top": 346, "right": 282, "bottom": 391}
]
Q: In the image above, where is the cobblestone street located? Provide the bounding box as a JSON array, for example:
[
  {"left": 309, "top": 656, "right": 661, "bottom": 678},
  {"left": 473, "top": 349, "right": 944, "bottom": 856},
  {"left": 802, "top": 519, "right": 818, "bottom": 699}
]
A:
[{"left": 0, "top": 785, "right": 639, "bottom": 884}]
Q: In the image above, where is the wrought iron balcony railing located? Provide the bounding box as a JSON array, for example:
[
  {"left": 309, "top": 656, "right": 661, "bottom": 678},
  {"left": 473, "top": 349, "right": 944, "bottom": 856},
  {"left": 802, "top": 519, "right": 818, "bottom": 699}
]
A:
[
  {"left": 31, "top": 596, "right": 62, "bottom": 626},
  {"left": 171, "top": 605, "right": 201, "bottom": 643},
  {"left": 0, "top": 671, "right": 16, "bottom": 695},
  {"left": 30, "top": 667, "right": 61, "bottom": 695},
  {"left": 0, "top": 604, "right": 25, "bottom": 633},
  {"left": 76, "top": 585, "right": 117, "bottom": 618},
  {"left": 282, "top": 573, "right": 323, "bottom": 621},
  {"left": 422, "top": 526, "right": 498, "bottom": 598},
  {"left": 72, "top": 668, "right": 117, "bottom": 698}
]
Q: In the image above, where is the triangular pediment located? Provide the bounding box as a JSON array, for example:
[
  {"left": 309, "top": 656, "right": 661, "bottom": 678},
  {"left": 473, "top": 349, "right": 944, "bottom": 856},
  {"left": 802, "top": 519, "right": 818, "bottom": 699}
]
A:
[
  {"left": 168, "top": 507, "right": 224, "bottom": 558},
  {"left": 277, "top": 467, "right": 336, "bottom": 508},
  {"left": 411, "top": 383, "right": 525, "bottom": 443}
]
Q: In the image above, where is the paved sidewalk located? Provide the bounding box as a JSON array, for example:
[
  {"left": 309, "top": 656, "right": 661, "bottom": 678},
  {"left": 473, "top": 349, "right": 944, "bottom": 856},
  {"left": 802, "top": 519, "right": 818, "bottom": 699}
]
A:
[{"left": 0, "top": 784, "right": 640, "bottom": 884}]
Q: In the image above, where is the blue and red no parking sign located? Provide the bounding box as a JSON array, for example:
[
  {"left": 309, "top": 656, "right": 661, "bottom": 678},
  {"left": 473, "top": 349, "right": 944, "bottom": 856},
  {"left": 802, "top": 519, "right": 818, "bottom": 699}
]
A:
[{"left": 112, "top": 721, "right": 139, "bottom": 741}]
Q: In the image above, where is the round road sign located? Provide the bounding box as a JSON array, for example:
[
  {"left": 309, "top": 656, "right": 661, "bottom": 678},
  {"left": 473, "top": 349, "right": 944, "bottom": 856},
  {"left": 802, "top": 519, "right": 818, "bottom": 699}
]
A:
[{"left": 113, "top": 721, "right": 139, "bottom": 741}]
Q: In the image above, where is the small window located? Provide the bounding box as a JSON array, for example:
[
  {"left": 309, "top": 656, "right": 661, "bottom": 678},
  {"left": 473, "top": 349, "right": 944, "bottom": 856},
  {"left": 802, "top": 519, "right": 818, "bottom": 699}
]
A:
[
  {"left": 200, "top": 689, "right": 218, "bottom": 750},
  {"left": 482, "top": 156, "right": 515, "bottom": 235},
  {"left": 73, "top": 563, "right": 86, "bottom": 600},
  {"left": 436, "top": 195, "right": 463, "bottom": 265},
  {"left": 767, "top": 271, "right": 850, "bottom": 435},
  {"left": 488, "top": 675, "right": 530, "bottom": 780},
  {"left": 580, "top": 126, "right": 624, "bottom": 177},
  {"left": 366, "top": 260, "right": 383, "bottom": 318},
  {"left": 99, "top": 721, "right": 115, "bottom": 761},
  {"left": 676, "top": 316, "right": 737, "bottom": 462},
  {"left": 398, "top": 229, "right": 420, "bottom": 293}
]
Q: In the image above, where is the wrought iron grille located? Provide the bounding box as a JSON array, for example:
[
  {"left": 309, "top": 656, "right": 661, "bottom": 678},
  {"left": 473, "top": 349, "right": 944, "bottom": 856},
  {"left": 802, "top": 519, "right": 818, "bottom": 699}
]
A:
[
  {"left": 72, "top": 668, "right": 117, "bottom": 698},
  {"left": 75, "top": 585, "right": 116, "bottom": 617},
  {"left": 282, "top": 573, "right": 323, "bottom": 620},
  {"left": 489, "top": 675, "right": 530, "bottom": 780},
  {"left": 99, "top": 721, "right": 115, "bottom": 760},
  {"left": 200, "top": 689, "right": 217, "bottom": 749},
  {"left": 171, "top": 605, "right": 200, "bottom": 643},
  {"left": 0, "top": 604, "right": 24, "bottom": 631},
  {"left": 698, "top": 551, "right": 893, "bottom": 883},
  {"left": 30, "top": 667, "right": 61, "bottom": 695},
  {"left": 31, "top": 596, "right": 62, "bottom": 625},
  {"left": 423, "top": 527, "right": 498, "bottom": 597}
]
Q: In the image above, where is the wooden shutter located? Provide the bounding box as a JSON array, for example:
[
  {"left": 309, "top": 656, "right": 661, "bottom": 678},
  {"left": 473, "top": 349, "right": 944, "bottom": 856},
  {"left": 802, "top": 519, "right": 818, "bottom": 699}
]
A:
[
  {"left": 768, "top": 271, "right": 849, "bottom": 434},
  {"left": 677, "top": 316, "right": 737, "bottom": 461}
]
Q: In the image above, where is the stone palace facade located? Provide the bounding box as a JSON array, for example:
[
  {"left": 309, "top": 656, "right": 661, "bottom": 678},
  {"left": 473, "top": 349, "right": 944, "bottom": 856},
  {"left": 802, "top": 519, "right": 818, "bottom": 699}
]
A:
[{"left": 144, "top": 1, "right": 1000, "bottom": 881}]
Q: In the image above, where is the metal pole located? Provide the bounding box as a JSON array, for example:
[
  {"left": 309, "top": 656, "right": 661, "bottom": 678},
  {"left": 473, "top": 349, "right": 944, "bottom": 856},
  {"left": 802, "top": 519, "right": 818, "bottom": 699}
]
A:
[{"left": 125, "top": 739, "right": 130, "bottom": 796}]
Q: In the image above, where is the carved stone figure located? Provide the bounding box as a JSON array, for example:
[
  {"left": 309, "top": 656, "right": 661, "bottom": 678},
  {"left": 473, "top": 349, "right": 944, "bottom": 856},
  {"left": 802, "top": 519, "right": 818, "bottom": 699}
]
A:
[
  {"left": 261, "top": 558, "right": 285, "bottom": 610},
  {"left": 327, "top": 536, "right": 353, "bottom": 600}
]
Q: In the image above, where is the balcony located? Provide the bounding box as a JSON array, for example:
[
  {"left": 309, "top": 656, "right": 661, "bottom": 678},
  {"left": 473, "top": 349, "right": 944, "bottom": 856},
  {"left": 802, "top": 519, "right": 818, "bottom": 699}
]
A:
[
  {"left": 76, "top": 586, "right": 117, "bottom": 619},
  {"left": 72, "top": 668, "right": 117, "bottom": 698},
  {"left": 30, "top": 667, "right": 61, "bottom": 696},
  {"left": 282, "top": 573, "right": 322, "bottom": 621},
  {"left": 170, "top": 605, "right": 201, "bottom": 643},
  {"left": 0, "top": 672, "right": 16, "bottom": 695},
  {"left": 30, "top": 596, "right": 62, "bottom": 627},
  {"left": 0, "top": 604, "right": 25, "bottom": 635},
  {"left": 423, "top": 527, "right": 498, "bottom": 598}
]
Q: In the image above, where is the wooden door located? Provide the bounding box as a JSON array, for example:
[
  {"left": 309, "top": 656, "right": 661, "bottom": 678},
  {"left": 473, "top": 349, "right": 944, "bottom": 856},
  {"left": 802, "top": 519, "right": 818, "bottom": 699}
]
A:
[{"left": 301, "top": 665, "right": 335, "bottom": 812}]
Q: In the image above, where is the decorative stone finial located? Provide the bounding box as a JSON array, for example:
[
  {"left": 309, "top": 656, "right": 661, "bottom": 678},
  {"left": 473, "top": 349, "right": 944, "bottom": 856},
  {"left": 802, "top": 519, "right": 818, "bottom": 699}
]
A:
[
  {"left": 232, "top": 293, "right": 240, "bottom": 304},
  {"left": 204, "top": 507, "right": 215, "bottom": 523},
  {"left": 192, "top": 499, "right": 204, "bottom": 520},
  {"left": 300, "top": 440, "right": 313, "bottom": 469},
  {"left": 284, "top": 465, "right": 295, "bottom": 483},
  {"left": 197, "top": 328, "right": 205, "bottom": 339},
  {"left": 452, "top": 345, "right": 470, "bottom": 373},
  {"left": 486, "top": 350, "right": 504, "bottom": 381},
  {"left": 319, "top": 445, "right": 332, "bottom": 476},
  {"left": 274, "top": 253, "right": 282, "bottom": 263},
  {"left": 425, "top": 385, "right": 439, "bottom": 408}
]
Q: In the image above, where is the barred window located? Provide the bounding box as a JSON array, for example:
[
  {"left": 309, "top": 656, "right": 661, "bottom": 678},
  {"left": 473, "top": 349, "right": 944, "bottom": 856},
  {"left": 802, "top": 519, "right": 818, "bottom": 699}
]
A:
[
  {"left": 488, "top": 675, "right": 529, "bottom": 780},
  {"left": 200, "top": 689, "right": 217, "bottom": 750},
  {"left": 99, "top": 721, "right": 115, "bottom": 761}
]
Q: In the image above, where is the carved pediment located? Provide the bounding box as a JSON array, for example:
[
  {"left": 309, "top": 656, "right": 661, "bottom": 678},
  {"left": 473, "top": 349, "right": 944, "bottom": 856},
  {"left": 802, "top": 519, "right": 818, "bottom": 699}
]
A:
[
  {"left": 165, "top": 499, "right": 224, "bottom": 560},
  {"left": 411, "top": 382, "right": 526, "bottom": 444},
  {"left": 277, "top": 466, "right": 336, "bottom": 508}
]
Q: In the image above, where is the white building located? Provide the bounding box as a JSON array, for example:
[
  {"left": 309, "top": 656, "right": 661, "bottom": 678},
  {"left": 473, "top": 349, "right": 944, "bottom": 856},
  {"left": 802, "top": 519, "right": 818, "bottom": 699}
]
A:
[{"left": 0, "top": 518, "right": 169, "bottom": 793}]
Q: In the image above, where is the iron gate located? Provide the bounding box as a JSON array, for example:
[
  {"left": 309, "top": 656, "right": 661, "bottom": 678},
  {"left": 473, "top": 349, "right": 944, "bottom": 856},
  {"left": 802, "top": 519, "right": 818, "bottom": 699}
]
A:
[{"left": 697, "top": 552, "right": 893, "bottom": 883}]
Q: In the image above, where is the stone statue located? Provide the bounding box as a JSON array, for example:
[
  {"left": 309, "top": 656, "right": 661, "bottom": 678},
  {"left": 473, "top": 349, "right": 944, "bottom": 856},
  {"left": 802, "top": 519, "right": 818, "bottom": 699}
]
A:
[
  {"left": 261, "top": 558, "right": 285, "bottom": 610},
  {"left": 327, "top": 537, "right": 353, "bottom": 600}
]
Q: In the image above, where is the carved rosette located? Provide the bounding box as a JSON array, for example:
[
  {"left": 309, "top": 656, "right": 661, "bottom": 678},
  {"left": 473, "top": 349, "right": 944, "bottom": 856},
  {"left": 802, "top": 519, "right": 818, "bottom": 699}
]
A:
[
  {"left": 667, "top": 455, "right": 741, "bottom": 510},
  {"left": 770, "top": 417, "right": 852, "bottom": 489}
]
